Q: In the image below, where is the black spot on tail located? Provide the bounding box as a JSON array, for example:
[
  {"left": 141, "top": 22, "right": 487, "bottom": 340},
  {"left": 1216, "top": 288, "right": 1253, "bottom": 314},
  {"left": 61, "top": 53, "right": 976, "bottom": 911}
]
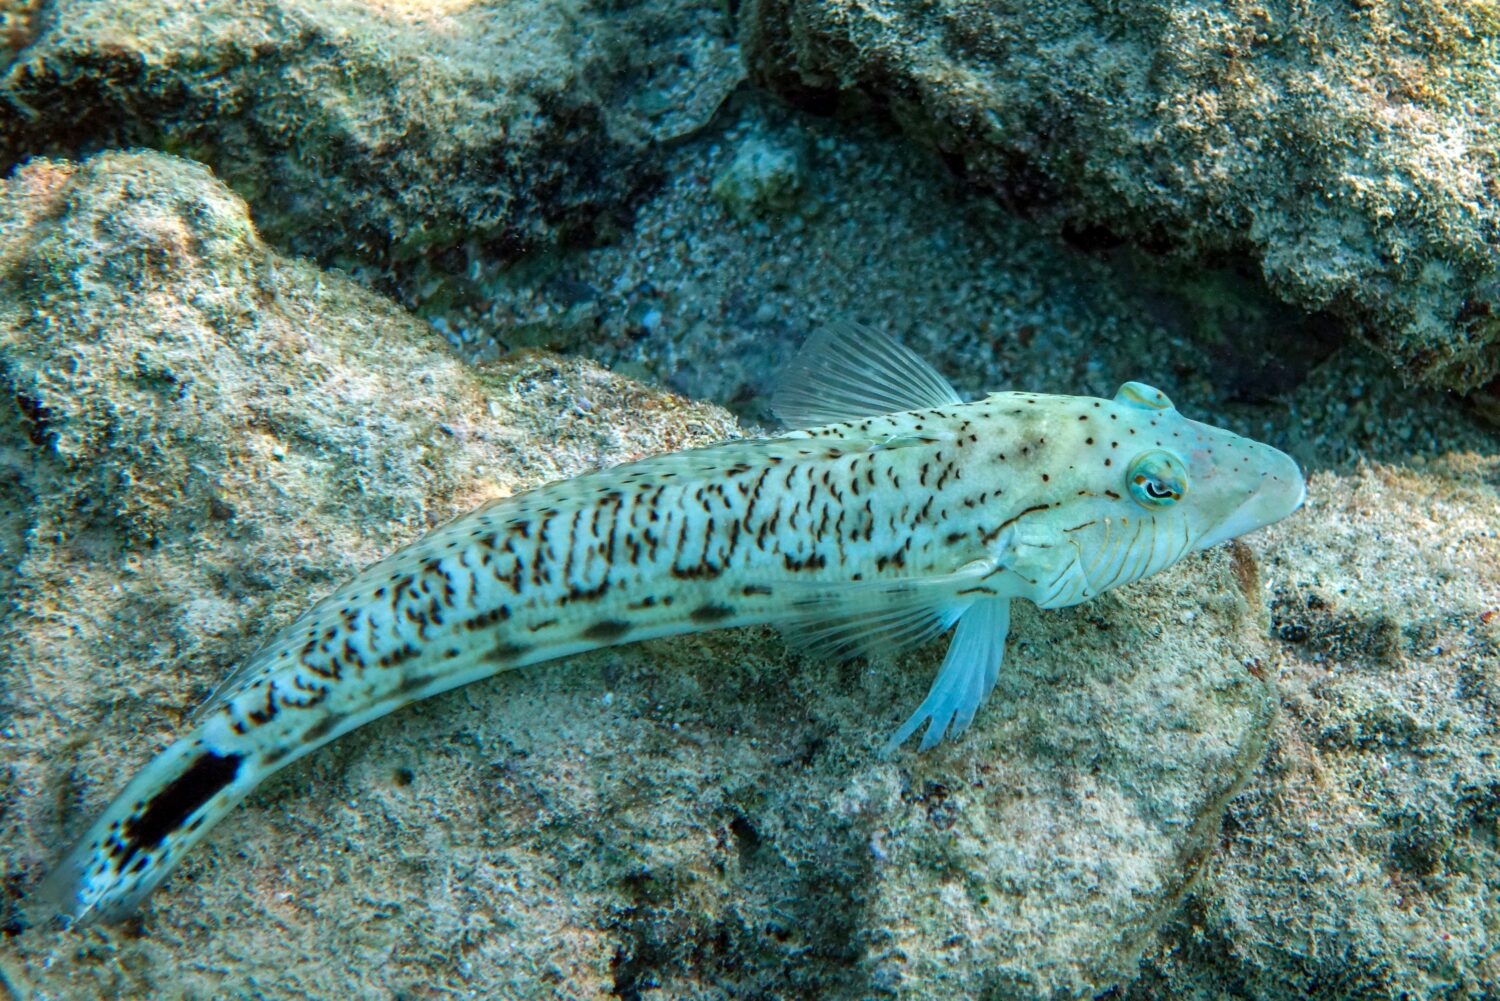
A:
[{"left": 118, "top": 751, "right": 243, "bottom": 859}]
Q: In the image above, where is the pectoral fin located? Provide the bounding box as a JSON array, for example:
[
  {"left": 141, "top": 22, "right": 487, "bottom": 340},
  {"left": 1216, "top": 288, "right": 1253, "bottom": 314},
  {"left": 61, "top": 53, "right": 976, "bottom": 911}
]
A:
[{"left": 883, "top": 597, "right": 1011, "bottom": 756}]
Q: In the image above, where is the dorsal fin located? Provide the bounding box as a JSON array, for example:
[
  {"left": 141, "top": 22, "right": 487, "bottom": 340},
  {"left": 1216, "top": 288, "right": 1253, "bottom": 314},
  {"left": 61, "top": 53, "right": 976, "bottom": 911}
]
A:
[{"left": 772, "top": 321, "right": 962, "bottom": 429}]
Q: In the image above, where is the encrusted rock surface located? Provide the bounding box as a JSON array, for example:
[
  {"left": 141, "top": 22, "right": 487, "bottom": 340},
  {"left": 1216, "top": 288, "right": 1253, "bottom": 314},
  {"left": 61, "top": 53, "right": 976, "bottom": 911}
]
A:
[
  {"left": 0, "top": 151, "right": 1277, "bottom": 999},
  {"left": 740, "top": 0, "right": 1500, "bottom": 394},
  {"left": 0, "top": 0, "right": 742, "bottom": 306},
  {"left": 1129, "top": 367, "right": 1500, "bottom": 1000}
]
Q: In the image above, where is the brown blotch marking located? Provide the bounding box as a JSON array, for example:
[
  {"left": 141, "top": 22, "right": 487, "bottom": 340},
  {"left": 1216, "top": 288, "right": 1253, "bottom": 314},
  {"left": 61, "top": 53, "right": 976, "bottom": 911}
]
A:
[
  {"left": 378, "top": 644, "right": 420, "bottom": 669},
  {"left": 397, "top": 674, "right": 434, "bottom": 696},
  {"left": 582, "top": 619, "right": 632, "bottom": 641},
  {"left": 741, "top": 585, "right": 773, "bottom": 596},
  {"left": 488, "top": 640, "right": 531, "bottom": 663},
  {"left": 783, "top": 552, "right": 827, "bottom": 572},
  {"left": 247, "top": 682, "right": 281, "bottom": 725},
  {"left": 568, "top": 580, "right": 611, "bottom": 602},
  {"left": 690, "top": 603, "right": 735, "bottom": 623},
  {"left": 304, "top": 716, "right": 338, "bottom": 744},
  {"left": 671, "top": 562, "right": 724, "bottom": 581},
  {"left": 464, "top": 605, "right": 512, "bottom": 630}
]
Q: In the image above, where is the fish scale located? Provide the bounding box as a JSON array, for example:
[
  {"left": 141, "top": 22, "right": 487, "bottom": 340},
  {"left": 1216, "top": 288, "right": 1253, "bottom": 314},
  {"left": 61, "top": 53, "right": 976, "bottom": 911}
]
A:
[{"left": 34, "top": 322, "right": 1305, "bottom": 927}]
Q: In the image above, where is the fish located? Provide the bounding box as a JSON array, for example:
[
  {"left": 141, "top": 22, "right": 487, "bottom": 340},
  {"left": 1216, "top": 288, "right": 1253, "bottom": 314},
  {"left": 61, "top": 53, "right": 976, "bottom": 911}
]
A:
[{"left": 32, "top": 322, "right": 1305, "bottom": 927}]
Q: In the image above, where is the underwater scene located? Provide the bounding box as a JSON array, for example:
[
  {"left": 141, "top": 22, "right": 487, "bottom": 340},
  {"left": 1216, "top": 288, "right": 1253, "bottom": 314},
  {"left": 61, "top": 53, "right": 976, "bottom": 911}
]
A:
[{"left": 1, "top": 1, "right": 1498, "bottom": 998}]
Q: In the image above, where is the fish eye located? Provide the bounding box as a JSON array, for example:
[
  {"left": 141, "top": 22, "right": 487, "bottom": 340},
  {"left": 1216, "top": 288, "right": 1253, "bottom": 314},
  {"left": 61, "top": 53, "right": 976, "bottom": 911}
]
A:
[{"left": 1126, "top": 449, "right": 1188, "bottom": 508}]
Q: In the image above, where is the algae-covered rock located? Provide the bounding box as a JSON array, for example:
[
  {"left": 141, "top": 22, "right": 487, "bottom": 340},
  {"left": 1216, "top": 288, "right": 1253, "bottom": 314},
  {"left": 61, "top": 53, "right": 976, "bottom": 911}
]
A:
[
  {"left": 0, "top": 0, "right": 743, "bottom": 308},
  {"left": 711, "top": 132, "right": 807, "bottom": 221},
  {"left": 740, "top": 0, "right": 1500, "bottom": 395},
  {"left": 1128, "top": 453, "right": 1500, "bottom": 1001},
  {"left": 1, "top": 149, "right": 1278, "bottom": 999}
]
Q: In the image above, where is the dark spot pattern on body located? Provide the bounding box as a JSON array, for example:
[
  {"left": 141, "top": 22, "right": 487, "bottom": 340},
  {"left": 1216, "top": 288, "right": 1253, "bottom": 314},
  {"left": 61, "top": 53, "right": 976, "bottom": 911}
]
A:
[
  {"left": 378, "top": 644, "right": 420, "bottom": 670},
  {"left": 582, "top": 619, "right": 632, "bottom": 641},
  {"left": 488, "top": 641, "right": 531, "bottom": 663},
  {"left": 302, "top": 715, "right": 338, "bottom": 744},
  {"left": 464, "top": 605, "right": 512, "bottom": 630}
]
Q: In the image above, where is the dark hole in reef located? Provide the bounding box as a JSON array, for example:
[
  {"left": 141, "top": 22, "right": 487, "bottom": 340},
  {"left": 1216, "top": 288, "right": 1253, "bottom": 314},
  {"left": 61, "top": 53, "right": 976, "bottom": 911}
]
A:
[
  {"left": 1390, "top": 825, "right": 1444, "bottom": 878},
  {"left": 1061, "top": 221, "right": 1127, "bottom": 254},
  {"left": 1, "top": 871, "right": 28, "bottom": 937},
  {"left": 13, "top": 391, "right": 51, "bottom": 446},
  {"left": 729, "top": 814, "right": 761, "bottom": 863}
]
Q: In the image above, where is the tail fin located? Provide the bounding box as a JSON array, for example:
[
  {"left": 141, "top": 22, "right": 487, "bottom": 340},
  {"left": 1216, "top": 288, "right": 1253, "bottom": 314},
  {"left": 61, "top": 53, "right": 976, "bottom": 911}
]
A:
[{"left": 31, "top": 735, "right": 254, "bottom": 928}]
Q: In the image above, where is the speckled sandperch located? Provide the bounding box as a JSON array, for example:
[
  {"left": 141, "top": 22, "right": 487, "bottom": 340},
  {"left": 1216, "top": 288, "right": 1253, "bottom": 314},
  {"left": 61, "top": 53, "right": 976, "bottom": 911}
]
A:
[{"left": 35, "top": 322, "right": 1304, "bottom": 927}]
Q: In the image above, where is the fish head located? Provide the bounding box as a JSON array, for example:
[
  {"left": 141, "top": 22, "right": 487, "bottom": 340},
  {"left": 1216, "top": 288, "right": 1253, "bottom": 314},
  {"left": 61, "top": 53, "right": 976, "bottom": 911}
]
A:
[
  {"left": 1102, "top": 381, "right": 1304, "bottom": 550},
  {"left": 1001, "top": 382, "right": 1304, "bottom": 606}
]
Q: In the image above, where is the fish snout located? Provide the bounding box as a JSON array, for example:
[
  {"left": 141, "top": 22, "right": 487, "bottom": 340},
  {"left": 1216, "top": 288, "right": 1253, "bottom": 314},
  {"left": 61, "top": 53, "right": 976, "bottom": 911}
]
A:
[{"left": 1192, "top": 442, "right": 1305, "bottom": 551}]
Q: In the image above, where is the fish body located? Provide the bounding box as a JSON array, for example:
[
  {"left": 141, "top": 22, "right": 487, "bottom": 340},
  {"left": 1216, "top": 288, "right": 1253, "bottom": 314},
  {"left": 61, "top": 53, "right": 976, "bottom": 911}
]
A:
[{"left": 35, "top": 323, "right": 1304, "bottom": 926}]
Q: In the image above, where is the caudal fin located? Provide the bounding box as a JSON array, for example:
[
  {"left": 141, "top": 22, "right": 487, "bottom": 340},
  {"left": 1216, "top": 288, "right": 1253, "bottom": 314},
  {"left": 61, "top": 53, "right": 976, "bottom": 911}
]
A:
[{"left": 31, "top": 736, "right": 253, "bottom": 928}]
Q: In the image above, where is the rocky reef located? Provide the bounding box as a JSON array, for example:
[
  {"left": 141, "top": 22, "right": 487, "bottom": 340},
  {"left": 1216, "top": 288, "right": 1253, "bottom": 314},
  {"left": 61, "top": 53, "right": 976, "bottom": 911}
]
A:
[
  {"left": 2, "top": 147, "right": 1273, "bottom": 1000},
  {"left": 0, "top": 2, "right": 1497, "bottom": 999},
  {"left": 5, "top": 0, "right": 1497, "bottom": 396},
  {"left": 1167, "top": 465, "right": 1500, "bottom": 1000},
  {"left": 741, "top": 0, "right": 1500, "bottom": 396},
  {"left": 0, "top": 0, "right": 743, "bottom": 307}
]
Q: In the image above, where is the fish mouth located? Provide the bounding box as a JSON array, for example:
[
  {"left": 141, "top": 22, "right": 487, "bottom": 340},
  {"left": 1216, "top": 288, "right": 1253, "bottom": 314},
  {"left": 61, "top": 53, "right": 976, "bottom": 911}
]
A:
[{"left": 1193, "top": 452, "right": 1306, "bottom": 552}]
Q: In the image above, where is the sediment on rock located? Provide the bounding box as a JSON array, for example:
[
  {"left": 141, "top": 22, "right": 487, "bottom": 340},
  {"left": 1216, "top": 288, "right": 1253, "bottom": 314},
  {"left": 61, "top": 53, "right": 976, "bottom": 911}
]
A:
[
  {"left": 0, "top": 0, "right": 744, "bottom": 312},
  {"left": 740, "top": 0, "right": 1500, "bottom": 394}
]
